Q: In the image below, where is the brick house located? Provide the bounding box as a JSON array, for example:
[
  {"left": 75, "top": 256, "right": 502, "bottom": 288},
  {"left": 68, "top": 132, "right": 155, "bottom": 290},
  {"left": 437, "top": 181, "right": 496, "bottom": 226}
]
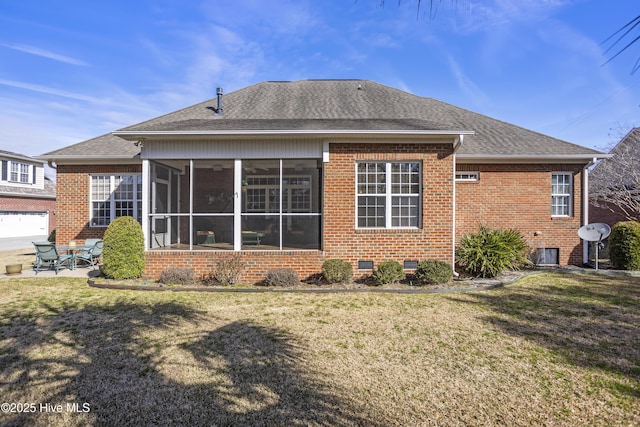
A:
[
  {"left": 589, "top": 127, "right": 640, "bottom": 225},
  {"left": 0, "top": 150, "right": 55, "bottom": 238},
  {"left": 39, "top": 80, "right": 605, "bottom": 281}
]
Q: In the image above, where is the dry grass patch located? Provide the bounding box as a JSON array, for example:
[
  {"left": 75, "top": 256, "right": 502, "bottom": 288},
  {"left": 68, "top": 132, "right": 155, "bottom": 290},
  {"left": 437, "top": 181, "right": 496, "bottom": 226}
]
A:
[
  {"left": 0, "top": 248, "right": 35, "bottom": 272},
  {"left": 0, "top": 273, "right": 638, "bottom": 426}
]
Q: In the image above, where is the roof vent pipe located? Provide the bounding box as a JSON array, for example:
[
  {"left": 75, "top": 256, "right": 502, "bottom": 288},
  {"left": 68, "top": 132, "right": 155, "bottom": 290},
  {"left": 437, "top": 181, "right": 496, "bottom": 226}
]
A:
[{"left": 215, "top": 87, "right": 223, "bottom": 114}]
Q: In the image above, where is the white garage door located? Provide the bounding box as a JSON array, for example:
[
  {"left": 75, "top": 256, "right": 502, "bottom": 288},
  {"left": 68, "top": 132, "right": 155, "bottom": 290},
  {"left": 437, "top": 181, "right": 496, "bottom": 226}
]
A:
[{"left": 0, "top": 211, "right": 49, "bottom": 238}]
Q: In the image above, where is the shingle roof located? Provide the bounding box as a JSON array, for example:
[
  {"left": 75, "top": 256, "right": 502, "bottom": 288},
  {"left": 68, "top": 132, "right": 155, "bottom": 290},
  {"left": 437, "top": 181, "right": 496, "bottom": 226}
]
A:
[
  {"left": 42, "top": 79, "right": 602, "bottom": 159},
  {"left": 0, "top": 176, "right": 55, "bottom": 199},
  {"left": 40, "top": 133, "right": 140, "bottom": 158}
]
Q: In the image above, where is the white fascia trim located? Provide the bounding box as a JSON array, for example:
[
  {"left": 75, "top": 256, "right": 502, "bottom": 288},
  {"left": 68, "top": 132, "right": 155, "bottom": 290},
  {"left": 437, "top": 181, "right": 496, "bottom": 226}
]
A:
[
  {"left": 35, "top": 156, "right": 141, "bottom": 165},
  {"left": 456, "top": 154, "right": 612, "bottom": 163},
  {"left": 0, "top": 192, "right": 55, "bottom": 199},
  {"left": 113, "top": 129, "right": 476, "bottom": 141}
]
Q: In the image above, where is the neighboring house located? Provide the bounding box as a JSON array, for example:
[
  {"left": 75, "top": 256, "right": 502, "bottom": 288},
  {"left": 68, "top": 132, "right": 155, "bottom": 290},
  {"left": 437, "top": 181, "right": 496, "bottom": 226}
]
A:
[
  {"left": 589, "top": 127, "right": 640, "bottom": 225},
  {"left": 39, "top": 80, "right": 605, "bottom": 281},
  {"left": 0, "top": 150, "right": 56, "bottom": 238}
]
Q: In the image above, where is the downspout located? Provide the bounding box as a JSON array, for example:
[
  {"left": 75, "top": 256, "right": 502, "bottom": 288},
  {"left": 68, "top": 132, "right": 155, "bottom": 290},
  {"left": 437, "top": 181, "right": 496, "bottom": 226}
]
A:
[
  {"left": 452, "top": 135, "right": 464, "bottom": 277},
  {"left": 582, "top": 157, "right": 598, "bottom": 265}
]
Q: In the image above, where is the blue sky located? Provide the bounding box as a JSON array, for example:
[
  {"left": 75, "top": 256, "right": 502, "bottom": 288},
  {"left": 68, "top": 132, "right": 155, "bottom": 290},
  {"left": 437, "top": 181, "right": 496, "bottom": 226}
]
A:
[{"left": 0, "top": 0, "right": 638, "bottom": 159}]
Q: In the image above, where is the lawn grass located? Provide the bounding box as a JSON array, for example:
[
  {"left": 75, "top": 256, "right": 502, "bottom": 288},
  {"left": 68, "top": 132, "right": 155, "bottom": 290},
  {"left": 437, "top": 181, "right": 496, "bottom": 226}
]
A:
[{"left": 0, "top": 273, "right": 638, "bottom": 426}]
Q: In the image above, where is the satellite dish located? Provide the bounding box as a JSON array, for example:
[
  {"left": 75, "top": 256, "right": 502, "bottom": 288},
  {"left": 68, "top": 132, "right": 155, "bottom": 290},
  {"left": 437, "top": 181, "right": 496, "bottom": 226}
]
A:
[{"left": 578, "top": 223, "right": 611, "bottom": 242}]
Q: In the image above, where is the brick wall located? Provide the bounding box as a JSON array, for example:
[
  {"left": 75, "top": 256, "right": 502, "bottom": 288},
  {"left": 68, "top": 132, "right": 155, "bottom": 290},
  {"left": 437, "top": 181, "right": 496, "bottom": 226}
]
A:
[
  {"left": 56, "top": 164, "right": 141, "bottom": 244},
  {"left": 56, "top": 155, "right": 588, "bottom": 282},
  {"left": 456, "top": 163, "right": 586, "bottom": 265},
  {"left": 323, "top": 143, "right": 455, "bottom": 277},
  {"left": 588, "top": 200, "right": 632, "bottom": 227},
  {"left": 145, "top": 250, "right": 325, "bottom": 283}
]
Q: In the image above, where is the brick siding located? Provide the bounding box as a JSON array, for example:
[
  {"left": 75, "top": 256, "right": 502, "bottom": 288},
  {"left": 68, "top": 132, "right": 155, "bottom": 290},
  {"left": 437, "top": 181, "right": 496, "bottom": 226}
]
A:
[
  {"left": 55, "top": 151, "right": 589, "bottom": 282},
  {"left": 55, "top": 164, "right": 141, "bottom": 244},
  {"left": 456, "top": 163, "right": 585, "bottom": 265},
  {"left": 588, "top": 200, "right": 631, "bottom": 226}
]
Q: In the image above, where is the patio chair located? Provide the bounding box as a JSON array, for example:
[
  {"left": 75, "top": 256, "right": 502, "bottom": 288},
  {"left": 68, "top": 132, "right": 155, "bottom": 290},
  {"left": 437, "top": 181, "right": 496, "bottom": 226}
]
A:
[
  {"left": 32, "top": 242, "right": 72, "bottom": 275},
  {"left": 75, "top": 239, "right": 104, "bottom": 269}
]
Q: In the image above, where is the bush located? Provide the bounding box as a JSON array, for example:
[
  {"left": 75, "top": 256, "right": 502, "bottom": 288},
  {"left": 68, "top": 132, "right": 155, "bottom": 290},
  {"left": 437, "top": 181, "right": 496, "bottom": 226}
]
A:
[
  {"left": 372, "top": 260, "right": 405, "bottom": 285},
  {"left": 47, "top": 229, "right": 56, "bottom": 243},
  {"left": 159, "top": 267, "right": 195, "bottom": 285},
  {"left": 100, "top": 216, "right": 145, "bottom": 280},
  {"left": 414, "top": 260, "right": 453, "bottom": 285},
  {"left": 204, "top": 254, "right": 244, "bottom": 286},
  {"left": 456, "top": 226, "right": 530, "bottom": 278},
  {"left": 264, "top": 268, "right": 299, "bottom": 287},
  {"left": 322, "top": 259, "right": 353, "bottom": 284},
  {"left": 609, "top": 221, "right": 640, "bottom": 270}
]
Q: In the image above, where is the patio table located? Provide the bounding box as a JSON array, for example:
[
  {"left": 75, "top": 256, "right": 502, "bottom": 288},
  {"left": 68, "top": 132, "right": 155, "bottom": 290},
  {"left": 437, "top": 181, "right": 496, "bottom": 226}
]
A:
[{"left": 57, "top": 244, "right": 91, "bottom": 270}]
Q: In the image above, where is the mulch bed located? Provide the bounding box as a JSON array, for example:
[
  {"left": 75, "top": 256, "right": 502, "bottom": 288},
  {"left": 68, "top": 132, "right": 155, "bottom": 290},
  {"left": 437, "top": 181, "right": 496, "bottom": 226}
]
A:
[{"left": 89, "top": 269, "right": 536, "bottom": 293}]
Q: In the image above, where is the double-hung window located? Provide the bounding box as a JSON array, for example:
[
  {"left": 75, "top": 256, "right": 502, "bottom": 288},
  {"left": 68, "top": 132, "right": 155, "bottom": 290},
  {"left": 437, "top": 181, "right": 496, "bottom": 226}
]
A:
[
  {"left": 357, "top": 162, "right": 421, "bottom": 228},
  {"left": 11, "top": 162, "right": 30, "bottom": 183},
  {"left": 90, "top": 175, "right": 142, "bottom": 226},
  {"left": 3, "top": 161, "right": 31, "bottom": 183},
  {"left": 551, "top": 173, "right": 572, "bottom": 216}
]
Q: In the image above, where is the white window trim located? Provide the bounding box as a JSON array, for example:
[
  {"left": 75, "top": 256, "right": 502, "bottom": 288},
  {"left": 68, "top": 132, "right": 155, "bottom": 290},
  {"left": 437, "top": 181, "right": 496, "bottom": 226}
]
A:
[
  {"left": 355, "top": 161, "right": 422, "bottom": 229},
  {"left": 7, "top": 161, "right": 32, "bottom": 184},
  {"left": 90, "top": 174, "right": 142, "bottom": 227},
  {"left": 551, "top": 172, "right": 572, "bottom": 217},
  {"left": 455, "top": 171, "right": 479, "bottom": 182}
]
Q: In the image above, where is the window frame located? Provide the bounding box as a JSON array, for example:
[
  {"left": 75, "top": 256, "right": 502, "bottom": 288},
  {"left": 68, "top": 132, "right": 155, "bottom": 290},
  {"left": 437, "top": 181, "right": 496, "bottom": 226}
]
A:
[
  {"left": 356, "top": 161, "right": 422, "bottom": 229},
  {"left": 551, "top": 172, "right": 572, "bottom": 217},
  {"left": 6, "top": 161, "right": 31, "bottom": 183},
  {"left": 455, "top": 171, "right": 479, "bottom": 182},
  {"left": 90, "top": 174, "right": 142, "bottom": 227}
]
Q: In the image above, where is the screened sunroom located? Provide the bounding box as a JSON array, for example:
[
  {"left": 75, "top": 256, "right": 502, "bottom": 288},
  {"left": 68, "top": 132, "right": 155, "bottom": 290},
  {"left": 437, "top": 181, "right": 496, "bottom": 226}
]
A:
[{"left": 142, "top": 157, "right": 322, "bottom": 252}]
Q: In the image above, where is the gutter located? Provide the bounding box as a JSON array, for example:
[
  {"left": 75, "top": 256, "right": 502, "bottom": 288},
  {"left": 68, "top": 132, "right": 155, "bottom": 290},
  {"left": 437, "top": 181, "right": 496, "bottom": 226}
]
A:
[
  {"left": 112, "top": 129, "right": 476, "bottom": 140},
  {"left": 583, "top": 157, "right": 598, "bottom": 265},
  {"left": 452, "top": 135, "right": 464, "bottom": 278},
  {"left": 456, "top": 153, "right": 613, "bottom": 164}
]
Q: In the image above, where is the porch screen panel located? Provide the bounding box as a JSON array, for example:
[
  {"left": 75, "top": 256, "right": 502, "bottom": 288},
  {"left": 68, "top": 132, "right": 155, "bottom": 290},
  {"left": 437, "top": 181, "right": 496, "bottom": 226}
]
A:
[
  {"left": 282, "top": 160, "right": 322, "bottom": 250},
  {"left": 190, "top": 160, "right": 234, "bottom": 249}
]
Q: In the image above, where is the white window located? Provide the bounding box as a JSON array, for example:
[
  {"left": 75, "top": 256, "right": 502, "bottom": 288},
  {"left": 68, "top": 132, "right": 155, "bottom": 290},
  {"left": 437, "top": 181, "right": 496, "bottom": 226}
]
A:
[
  {"left": 90, "top": 175, "right": 142, "bottom": 226},
  {"left": 455, "top": 172, "right": 479, "bottom": 182},
  {"left": 551, "top": 173, "right": 572, "bottom": 216},
  {"left": 357, "top": 162, "right": 421, "bottom": 228},
  {"left": 8, "top": 161, "right": 30, "bottom": 183}
]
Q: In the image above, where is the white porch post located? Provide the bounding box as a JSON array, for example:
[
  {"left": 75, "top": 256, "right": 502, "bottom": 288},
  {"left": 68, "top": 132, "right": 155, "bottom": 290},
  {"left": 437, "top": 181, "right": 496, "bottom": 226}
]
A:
[
  {"left": 141, "top": 159, "right": 150, "bottom": 251},
  {"left": 582, "top": 158, "right": 597, "bottom": 265},
  {"left": 234, "top": 159, "right": 242, "bottom": 251}
]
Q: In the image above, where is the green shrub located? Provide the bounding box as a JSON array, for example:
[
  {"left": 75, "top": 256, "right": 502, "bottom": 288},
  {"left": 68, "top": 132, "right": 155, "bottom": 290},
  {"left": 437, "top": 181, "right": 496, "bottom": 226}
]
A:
[
  {"left": 414, "top": 260, "right": 453, "bottom": 285},
  {"left": 372, "top": 260, "right": 405, "bottom": 285},
  {"left": 159, "top": 267, "right": 195, "bottom": 285},
  {"left": 456, "top": 226, "right": 530, "bottom": 278},
  {"left": 322, "top": 259, "right": 353, "bottom": 283},
  {"left": 100, "top": 216, "right": 145, "bottom": 280},
  {"left": 264, "top": 268, "right": 299, "bottom": 287},
  {"left": 609, "top": 221, "right": 640, "bottom": 270},
  {"left": 47, "top": 229, "right": 56, "bottom": 243},
  {"left": 203, "top": 254, "right": 244, "bottom": 286}
]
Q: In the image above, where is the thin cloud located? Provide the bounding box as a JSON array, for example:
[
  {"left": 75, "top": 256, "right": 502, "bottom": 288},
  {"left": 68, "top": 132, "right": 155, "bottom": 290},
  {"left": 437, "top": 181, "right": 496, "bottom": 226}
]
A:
[
  {"left": 446, "top": 55, "right": 491, "bottom": 108},
  {"left": 0, "top": 78, "right": 102, "bottom": 103},
  {"left": 1, "top": 42, "right": 89, "bottom": 66}
]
